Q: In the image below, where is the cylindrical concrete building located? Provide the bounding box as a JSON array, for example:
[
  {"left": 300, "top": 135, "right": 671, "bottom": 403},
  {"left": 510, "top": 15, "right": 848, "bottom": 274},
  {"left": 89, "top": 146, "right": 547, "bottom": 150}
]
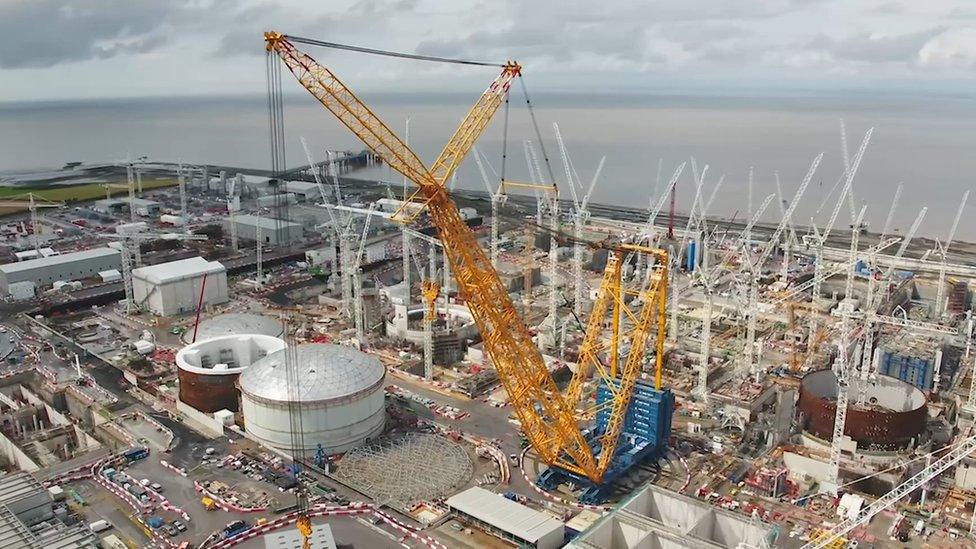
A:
[
  {"left": 238, "top": 344, "right": 386, "bottom": 454},
  {"left": 176, "top": 334, "right": 286, "bottom": 413},
  {"left": 798, "top": 369, "right": 927, "bottom": 450}
]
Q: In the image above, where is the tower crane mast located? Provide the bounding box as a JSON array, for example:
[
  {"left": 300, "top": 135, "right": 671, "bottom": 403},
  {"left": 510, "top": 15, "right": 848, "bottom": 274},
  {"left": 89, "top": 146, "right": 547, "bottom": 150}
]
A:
[
  {"left": 265, "top": 31, "right": 670, "bottom": 484},
  {"left": 472, "top": 146, "right": 505, "bottom": 269},
  {"left": 935, "top": 190, "right": 968, "bottom": 317}
]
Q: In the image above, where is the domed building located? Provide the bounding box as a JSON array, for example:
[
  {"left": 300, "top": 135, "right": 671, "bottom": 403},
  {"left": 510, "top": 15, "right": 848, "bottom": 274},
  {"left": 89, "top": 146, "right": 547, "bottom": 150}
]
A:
[{"left": 238, "top": 344, "right": 386, "bottom": 454}]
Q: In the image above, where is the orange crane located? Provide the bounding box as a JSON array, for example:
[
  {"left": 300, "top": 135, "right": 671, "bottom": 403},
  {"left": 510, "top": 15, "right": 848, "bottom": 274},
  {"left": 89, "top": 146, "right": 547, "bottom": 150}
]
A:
[{"left": 265, "top": 32, "right": 669, "bottom": 487}]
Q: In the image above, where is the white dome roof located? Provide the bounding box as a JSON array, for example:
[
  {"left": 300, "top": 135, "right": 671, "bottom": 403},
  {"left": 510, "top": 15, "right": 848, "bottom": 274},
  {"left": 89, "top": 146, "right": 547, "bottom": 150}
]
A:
[
  {"left": 238, "top": 344, "right": 385, "bottom": 403},
  {"left": 184, "top": 313, "right": 283, "bottom": 343}
]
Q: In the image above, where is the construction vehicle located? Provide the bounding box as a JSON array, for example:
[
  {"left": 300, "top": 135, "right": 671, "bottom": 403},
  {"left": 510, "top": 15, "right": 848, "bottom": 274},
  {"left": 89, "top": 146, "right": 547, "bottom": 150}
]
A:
[
  {"left": 200, "top": 496, "right": 217, "bottom": 511},
  {"left": 265, "top": 30, "right": 672, "bottom": 517}
]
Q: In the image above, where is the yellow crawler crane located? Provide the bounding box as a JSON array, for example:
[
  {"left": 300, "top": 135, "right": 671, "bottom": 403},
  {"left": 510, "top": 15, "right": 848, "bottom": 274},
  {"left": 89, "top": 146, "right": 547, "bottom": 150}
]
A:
[{"left": 265, "top": 31, "right": 669, "bottom": 486}]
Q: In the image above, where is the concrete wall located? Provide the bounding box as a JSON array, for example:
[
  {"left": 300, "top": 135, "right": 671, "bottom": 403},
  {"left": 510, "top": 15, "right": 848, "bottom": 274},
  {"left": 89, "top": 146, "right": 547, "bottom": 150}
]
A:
[
  {"left": 955, "top": 463, "right": 976, "bottom": 490},
  {"left": 176, "top": 400, "right": 225, "bottom": 438},
  {"left": 65, "top": 387, "right": 95, "bottom": 428},
  {"left": 0, "top": 430, "right": 39, "bottom": 472},
  {"left": 783, "top": 451, "right": 833, "bottom": 483}
]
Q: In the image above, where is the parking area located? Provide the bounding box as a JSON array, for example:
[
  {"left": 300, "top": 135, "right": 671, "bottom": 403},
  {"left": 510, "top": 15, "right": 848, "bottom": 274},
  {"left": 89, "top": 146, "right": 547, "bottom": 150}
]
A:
[{"left": 69, "top": 479, "right": 153, "bottom": 547}]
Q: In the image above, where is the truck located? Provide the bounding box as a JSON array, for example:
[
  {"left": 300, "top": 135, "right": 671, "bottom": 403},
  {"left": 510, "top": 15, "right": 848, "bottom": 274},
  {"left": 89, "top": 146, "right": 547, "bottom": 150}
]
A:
[
  {"left": 201, "top": 497, "right": 218, "bottom": 511},
  {"left": 123, "top": 447, "right": 149, "bottom": 462},
  {"left": 88, "top": 520, "right": 112, "bottom": 533},
  {"left": 100, "top": 534, "right": 127, "bottom": 549},
  {"left": 222, "top": 520, "right": 250, "bottom": 539}
]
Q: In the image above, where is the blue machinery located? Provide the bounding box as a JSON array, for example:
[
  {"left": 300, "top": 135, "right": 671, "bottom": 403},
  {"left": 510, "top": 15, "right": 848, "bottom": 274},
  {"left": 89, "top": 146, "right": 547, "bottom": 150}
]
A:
[{"left": 537, "top": 380, "right": 675, "bottom": 504}]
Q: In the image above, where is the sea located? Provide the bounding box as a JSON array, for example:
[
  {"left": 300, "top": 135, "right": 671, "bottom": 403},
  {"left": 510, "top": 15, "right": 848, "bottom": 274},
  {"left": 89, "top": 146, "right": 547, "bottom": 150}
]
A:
[{"left": 1, "top": 90, "right": 974, "bottom": 240}]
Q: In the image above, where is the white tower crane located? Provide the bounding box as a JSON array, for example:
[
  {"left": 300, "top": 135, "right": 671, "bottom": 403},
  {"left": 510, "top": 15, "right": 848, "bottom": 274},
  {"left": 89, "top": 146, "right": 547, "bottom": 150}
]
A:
[
  {"left": 823, "top": 206, "right": 865, "bottom": 494},
  {"left": 638, "top": 163, "right": 684, "bottom": 246},
  {"left": 472, "top": 146, "right": 505, "bottom": 269},
  {"left": 934, "top": 189, "right": 969, "bottom": 318},
  {"left": 177, "top": 164, "right": 188, "bottom": 219},
  {"left": 746, "top": 167, "right": 754, "bottom": 245},
  {"left": 855, "top": 200, "right": 921, "bottom": 405},
  {"left": 774, "top": 171, "right": 800, "bottom": 281},
  {"left": 523, "top": 139, "right": 560, "bottom": 352},
  {"left": 964, "top": 312, "right": 976, "bottom": 411},
  {"left": 351, "top": 205, "right": 375, "bottom": 345},
  {"left": 0, "top": 194, "right": 63, "bottom": 252},
  {"left": 740, "top": 154, "right": 822, "bottom": 380},
  {"left": 695, "top": 269, "right": 715, "bottom": 405},
  {"left": 303, "top": 142, "right": 358, "bottom": 320},
  {"left": 421, "top": 246, "right": 438, "bottom": 380},
  {"left": 843, "top": 206, "right": 868, "bottom": 304},
  {"left": 554, "top": 122, "right": 604, "bottom": 317},
  {"left": 825, "top": 208, "right": 926, "bottom": 484},
  {"left": 113, "top": 229, "right": 207, "bottom": 313},
  {"left": 125, "top": 164, "right": 137, "bottom": 224},
  {"left": 804, "top": 433, "right": 976, "bottom": 549},
  {"left": 228, "top": 174, "right": 241, "bottom": 252},
  {"left": 255, "top": 216, "right": 264, "bottom": 287},
  {"left": 404, "top": 227, "right": 445, "bottom": 381},
  {"left": 810, "top": 128, "right": 873, "bottom": 304}
]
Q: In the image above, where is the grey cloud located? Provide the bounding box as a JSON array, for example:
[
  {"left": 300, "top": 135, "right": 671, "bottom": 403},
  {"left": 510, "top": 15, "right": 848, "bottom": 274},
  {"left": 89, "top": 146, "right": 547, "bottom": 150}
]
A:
[
  {"left": 947, "top": 8, "right": 976, "bottom": 19},
  {"left": 808, "top": 27, "right": 946, "bottom": 63},
  {"left": 216, "top": 0, "right": 414, "bottom": 57},
  {"left": 415, "top": 0, "right": 817, "bottom": 68},
  {"left": 0, "top": 0, "right": 225, "bottom": 69},
  {"left": 655, "top": 23, "right": 754, "bottom": 51},
  {"left": 416, "top": 22, "right": 655, "bottom": 66},
  {"left": 867, "top": 2, "right": 905, "bottom": 15}
]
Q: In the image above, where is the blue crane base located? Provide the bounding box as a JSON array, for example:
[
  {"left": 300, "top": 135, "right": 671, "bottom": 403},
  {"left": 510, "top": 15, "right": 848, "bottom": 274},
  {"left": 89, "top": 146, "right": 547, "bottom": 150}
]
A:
[{"left": 537, "top": 382, "right": 674, "bottom": 505}]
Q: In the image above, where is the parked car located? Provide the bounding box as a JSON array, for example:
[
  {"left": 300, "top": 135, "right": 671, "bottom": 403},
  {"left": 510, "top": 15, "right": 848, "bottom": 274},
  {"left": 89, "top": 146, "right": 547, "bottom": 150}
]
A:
[{"left": 173, "top": 521, "right": 186, "bottom": 532}]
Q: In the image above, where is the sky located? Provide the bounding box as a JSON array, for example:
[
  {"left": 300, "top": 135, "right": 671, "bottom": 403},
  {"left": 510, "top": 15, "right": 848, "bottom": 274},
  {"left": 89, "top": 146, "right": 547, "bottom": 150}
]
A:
[{"left": 1, "top": 0, "right": 975, "bottom": 102}]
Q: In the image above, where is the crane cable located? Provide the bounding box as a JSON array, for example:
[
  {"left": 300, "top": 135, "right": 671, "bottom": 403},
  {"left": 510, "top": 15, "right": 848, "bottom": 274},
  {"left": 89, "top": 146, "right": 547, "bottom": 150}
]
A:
[
  {"left": 285, "top": 35, "right": 505, "bottom": 67},
  {"left": 266, "top": 46, "right": 311, "bottom": 546}
]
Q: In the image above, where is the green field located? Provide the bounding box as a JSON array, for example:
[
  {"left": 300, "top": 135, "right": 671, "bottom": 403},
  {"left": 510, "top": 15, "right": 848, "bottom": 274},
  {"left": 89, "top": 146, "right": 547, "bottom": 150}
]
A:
[{"left": 0, "top": 178, "right": 177, "bottom": 211}]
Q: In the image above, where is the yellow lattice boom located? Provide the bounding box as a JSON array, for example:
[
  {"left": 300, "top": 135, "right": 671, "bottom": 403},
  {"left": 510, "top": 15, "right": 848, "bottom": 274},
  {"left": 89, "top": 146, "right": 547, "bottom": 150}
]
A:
[{"left": 266, "top": 31, "right": 669, "bottom": 483}]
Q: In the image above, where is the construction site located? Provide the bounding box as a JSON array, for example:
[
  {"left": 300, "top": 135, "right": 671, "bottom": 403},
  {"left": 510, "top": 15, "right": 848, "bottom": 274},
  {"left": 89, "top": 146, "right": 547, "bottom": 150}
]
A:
[{"left": 0, "top": 30, "right": 972, "bottom": 549}]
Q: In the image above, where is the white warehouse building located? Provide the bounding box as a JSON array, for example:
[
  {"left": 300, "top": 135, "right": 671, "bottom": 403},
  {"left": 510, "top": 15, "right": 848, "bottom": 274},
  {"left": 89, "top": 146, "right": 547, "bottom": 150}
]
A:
[
  {"left": 283, "top": 180, "right": 325, "bottom": 203},
  {"left": 132, "top": 256, "right": 228, "bottom": 316},
  {"left": 223, "top": 214, "right": 304, "bottom": 246},
  {"left": 0, "top": 247, "right": 121, "bottom": 296}
]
